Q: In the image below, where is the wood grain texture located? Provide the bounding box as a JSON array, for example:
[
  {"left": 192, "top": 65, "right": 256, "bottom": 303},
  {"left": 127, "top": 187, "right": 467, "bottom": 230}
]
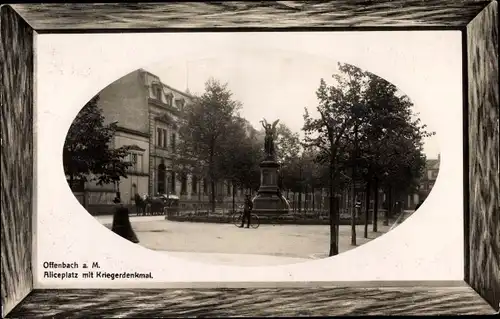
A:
[
  {"left": 1, "top": 1, "right": 498, "bottom": 317},
  {"left": 467, "top": 1, "right": 500, "bottom": 312},
  {"left": 11, "top": 1, "right": 491, "bottom": 30},
  {"left": 7, "top": 287, "right": 496, "bottom": 317},
  {"left": 0, "top": 5, "right": 34, "bottom": 318}
]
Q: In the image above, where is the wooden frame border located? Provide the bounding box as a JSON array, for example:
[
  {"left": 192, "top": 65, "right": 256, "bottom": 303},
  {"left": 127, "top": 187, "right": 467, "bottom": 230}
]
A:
[{"left": 1, "top": 1, "right": 498, "bottom": 316}]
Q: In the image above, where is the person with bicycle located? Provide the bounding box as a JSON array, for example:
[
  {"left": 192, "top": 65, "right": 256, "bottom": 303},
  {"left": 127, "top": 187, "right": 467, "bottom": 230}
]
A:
[{"left": 239, "top": 194, "right": 253, "bottom": 228}]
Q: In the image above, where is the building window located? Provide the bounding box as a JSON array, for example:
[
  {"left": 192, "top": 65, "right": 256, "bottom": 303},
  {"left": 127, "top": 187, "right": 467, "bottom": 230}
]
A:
[
  {"left": 431, "top": 170, "right": 438, "bottom": 180},
  {"left": 166, "top": 94, "right": 173, "bottom": 106},
  {"left": 181, "top": 173, "right": 187, "bottom": 195},
  {"left": 154, "top": 85, "right": 162, "bottom": 101},
  {"left": 203, "top": 178, "right": 208, "bottom": 194},
  {"left": 227, "top": 182, "right": 231, "bottom": 196},
  {"left": 157, "top": 163, "right": 166, "bottom": 195},
  {"left": 171, "top": 133, "right": 176, "bottom": 151},
  {"left": 157, "top": 128, "right": 168, "bottom": 148},
  {"left": 131, "top": 153, "right": 138, "bottom": 171},
  {"left": 127, "top": 153, "right": 140, "bottom": 173},
  {"left": 192, "top": 175, "right": 198, "bottom": 194},
  {"left": 157, "top": 128, "right": 162, "bottom": 146},
  {"left": 162, "top": 128, "right": 167, "bottom": 148},
  {"left": 176, "top": 98, "right": 185, "bottom": 110}
]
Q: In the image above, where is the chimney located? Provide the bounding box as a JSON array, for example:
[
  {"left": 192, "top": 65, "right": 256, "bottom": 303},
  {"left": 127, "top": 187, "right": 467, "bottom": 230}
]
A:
[{"left": 437, "top": 153, "right": 441, "bottom": 162}]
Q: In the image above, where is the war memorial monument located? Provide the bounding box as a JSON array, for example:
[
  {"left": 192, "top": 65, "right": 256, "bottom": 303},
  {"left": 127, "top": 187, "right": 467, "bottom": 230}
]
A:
[{"left": 251, "top": 119, "right": 291, "bottom": 216}]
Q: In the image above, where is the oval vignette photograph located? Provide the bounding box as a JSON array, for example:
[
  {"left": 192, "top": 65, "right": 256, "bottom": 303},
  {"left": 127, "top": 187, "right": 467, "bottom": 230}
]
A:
[{"left": 63, "top": 50, "right": 440, "bottom": 267}]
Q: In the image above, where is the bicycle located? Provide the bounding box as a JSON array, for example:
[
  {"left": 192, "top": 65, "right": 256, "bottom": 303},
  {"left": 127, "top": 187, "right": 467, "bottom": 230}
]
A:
[
  {"left": 227, "top": 204, "right": 244, "bottom": 223},
  {"left": 227, "top": 211, "right": 240, "bottom": 224},
  {"left": 233, "top": 211, "right": 260, "bottom": 229}
]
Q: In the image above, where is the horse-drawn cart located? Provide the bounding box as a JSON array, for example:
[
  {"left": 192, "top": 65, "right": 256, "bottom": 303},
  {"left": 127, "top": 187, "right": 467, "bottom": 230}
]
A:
[{"left": 136, "top": 194, "right": 179, "bottom": 216}]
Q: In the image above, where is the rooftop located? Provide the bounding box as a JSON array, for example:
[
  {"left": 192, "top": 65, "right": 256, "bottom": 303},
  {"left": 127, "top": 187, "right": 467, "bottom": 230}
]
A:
[{"left": 139, "top": 68, "right": 196, "bottom": 100}]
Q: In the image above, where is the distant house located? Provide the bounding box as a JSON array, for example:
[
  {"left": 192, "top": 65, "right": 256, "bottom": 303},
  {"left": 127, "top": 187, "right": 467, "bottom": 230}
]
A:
[{"left": 407, "top": 154, "right": 440, "bottom": 209}]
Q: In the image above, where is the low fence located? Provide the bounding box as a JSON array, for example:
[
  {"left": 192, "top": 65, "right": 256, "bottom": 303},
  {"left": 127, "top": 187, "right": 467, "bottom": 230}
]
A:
[
  {"left": 164, "top": 209, "right": 383, "bottom": 225},
  {"left": 166, "top": 214, "right": 366, "bottom": 225}
]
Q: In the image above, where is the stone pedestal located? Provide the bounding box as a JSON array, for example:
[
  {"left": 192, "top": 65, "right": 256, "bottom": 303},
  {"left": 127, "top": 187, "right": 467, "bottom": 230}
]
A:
[{"left": 252, "top": 159, "right": 290, "bottom": 216}]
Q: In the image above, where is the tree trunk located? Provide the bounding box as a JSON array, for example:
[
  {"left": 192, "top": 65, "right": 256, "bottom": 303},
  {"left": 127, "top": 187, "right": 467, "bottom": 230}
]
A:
[
  {"left": 232, "top": 183, "right": 236, "bottom": 213},
  {"left": 198, "top": 179, "right": 201, "bottom": 212},
  {"left": 305, "top": 186, "right": 309, "bottom": 212},
  {"left": 364, "top": 179, "right": 371, "bottom": 238},
  {"left": 305, "top": 188, "right": 308, "bottom": 212},
  {"left": 312, "top": 186, "right": 315, "bottom": 213},
  {"left": 210, "top": 180, "right": 216, "bottom": 213},
  {"left": 329, "top": 163, "right": 339, "bottom": 256},
  {"left": 389, "top": 192, "right": 392, "bottom": 217},
  {"left": 292, "top": 192, "right": 295, "bottom": 212},
  {"left": 384, "top": 185, "right": 391, "bottom": 226},
  {"left": 373, "top": 177, "right": 379, "bottom": 232},
  {"left": 351, "top": 180, "right": 356, "bottom": 246},
  {"left": 298, "top": 190, "right": 302, "bottom": 214},
  {"left": 299, "top": 167, "right": 303, "bottom": 214},
  {"left": 208, "top": 143, "right": 215, "bottom": 214},
  {"left": 351, "top": 123, "right": 359, "bottom": 245}
]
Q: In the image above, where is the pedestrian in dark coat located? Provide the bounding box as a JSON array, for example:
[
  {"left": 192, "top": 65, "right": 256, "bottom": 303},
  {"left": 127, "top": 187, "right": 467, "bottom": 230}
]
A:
[{"left": 111, "top": 197, "right": 139, "bottom": 243}]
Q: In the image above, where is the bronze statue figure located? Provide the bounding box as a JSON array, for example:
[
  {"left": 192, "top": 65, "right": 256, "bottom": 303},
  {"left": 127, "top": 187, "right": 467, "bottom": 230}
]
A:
[{"left": 260, "top": 118, "right": 279, "bottom": 158}]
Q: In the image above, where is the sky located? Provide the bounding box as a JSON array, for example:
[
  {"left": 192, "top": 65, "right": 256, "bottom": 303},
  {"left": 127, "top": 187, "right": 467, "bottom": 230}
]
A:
[{"left": 144, "top": 49, "right": 440, "bottom": 159}]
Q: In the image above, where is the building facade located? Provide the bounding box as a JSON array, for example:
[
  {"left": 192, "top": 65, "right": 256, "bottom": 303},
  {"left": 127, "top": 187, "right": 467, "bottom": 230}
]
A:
[
  {"left": 82, "top": 69, "right": 245, "bottom": 212},
  {"left": 406, "top": 154, "right": 440, "bottom": 209}
]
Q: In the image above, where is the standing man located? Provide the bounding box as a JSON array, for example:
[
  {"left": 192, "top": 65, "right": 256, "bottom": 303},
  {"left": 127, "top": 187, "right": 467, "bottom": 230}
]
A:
[{"left": 239, "top": 194, "right": 253, "bottom": 228}]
